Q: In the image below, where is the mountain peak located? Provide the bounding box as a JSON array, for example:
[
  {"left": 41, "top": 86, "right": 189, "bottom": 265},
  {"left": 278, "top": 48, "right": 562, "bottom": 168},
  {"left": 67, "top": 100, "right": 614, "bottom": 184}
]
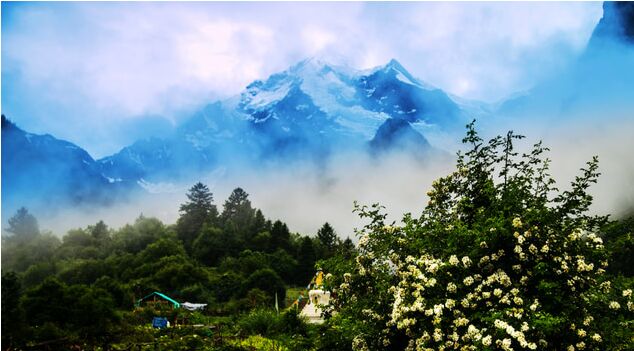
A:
[
  {"left": 288, "top": 56, "right": 333, "bottom": 74},
  {"left": 589, "top": 2, "right": 634, "bottom": 47},
  {"left": 364, "top": 58, "right": 435, "bottom": 90},
  {"left": 369, "top": 118, "right": 432, "bottom": 157},
  {"left": 385, "top": 58, "right": 406, "bottom": 71},
  {"left": 2, "top": 114, "right": 16, "bottom": 130}
]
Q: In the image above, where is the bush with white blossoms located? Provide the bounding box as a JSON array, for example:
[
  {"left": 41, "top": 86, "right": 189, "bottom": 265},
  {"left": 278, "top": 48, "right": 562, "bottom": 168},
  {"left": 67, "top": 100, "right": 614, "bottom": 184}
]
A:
[{"left": 332, "top": 123, "right": 633, "bottom": 350}]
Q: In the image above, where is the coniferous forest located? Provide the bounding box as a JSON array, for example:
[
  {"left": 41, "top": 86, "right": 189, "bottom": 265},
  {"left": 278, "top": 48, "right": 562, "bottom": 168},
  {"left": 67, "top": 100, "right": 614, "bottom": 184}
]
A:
[{"left": 2, "top": 124, "right": 633, "bottom": 351}]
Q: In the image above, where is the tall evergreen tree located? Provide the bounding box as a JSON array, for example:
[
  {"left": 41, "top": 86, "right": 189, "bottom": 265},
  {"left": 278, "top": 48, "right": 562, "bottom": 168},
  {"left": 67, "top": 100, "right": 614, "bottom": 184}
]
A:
[
  {"left": 317, "top": 222, "right": 338, "bottom": 256},
  {"left": 297, "top": 236, "right": 317, "bottom": 284},
  {"left": 250, "top": 209, "right": 267, "bottom": 237},
  {"left": 270, "top": 220, "right": 291, "bottom": 252},
  {"left": 5, "top": 207, "right": 39, "bottom": 243},
  {"left": 90, "top": 220, "right": 110, "bottom": 241},
  {"left": 338, "top": 237, "right": 356, "bottom": 259},
  {"left": 176, "top": 182, "right": 218, "bottom": 251},
  {"left": 221, "top": 187, "right": 255, "bottom": 239}
]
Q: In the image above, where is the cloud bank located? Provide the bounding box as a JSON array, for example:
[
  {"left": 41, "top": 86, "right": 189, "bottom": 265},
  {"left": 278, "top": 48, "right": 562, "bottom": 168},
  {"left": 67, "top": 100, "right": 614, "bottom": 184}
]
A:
[{"left": 2, "top": 2, "right": 601, "bottom": 157}]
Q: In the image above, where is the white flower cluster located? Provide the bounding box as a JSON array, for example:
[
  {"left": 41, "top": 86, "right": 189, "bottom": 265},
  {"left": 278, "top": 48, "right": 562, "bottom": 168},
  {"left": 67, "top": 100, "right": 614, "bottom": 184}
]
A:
[
  {"left": 370, "top": 217, "right": 608, "bottom": 350},
  {"left": 387, "top": 249, "right": 545, "bottom": 350},
  {"left": 346, "top": 213, "right": 611, "bottom": 350}
]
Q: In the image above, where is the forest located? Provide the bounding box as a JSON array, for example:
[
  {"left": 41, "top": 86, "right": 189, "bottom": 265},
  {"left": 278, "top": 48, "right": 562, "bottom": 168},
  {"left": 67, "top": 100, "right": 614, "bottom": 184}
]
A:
[{"left": 2, "top": 124, "right": 633, "bottom": 351}]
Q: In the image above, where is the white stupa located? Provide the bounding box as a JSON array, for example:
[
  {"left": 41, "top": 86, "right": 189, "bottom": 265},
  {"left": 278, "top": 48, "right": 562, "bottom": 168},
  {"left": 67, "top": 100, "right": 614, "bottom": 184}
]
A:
[{"left": 298, "top": 270, "right": 331, "bottom": 324}]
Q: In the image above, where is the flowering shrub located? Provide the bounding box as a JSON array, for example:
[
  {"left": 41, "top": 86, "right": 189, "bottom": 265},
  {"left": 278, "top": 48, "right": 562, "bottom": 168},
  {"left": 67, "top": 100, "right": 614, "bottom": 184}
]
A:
[{"left": 333, "top": 123, "right": 633, "bottom": 350}]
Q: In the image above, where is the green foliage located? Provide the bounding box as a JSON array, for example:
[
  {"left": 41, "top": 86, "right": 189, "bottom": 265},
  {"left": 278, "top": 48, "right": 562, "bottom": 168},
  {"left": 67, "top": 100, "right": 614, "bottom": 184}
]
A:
[
  {"left": 0, "top": 189, "right": 326, "bottom": 349},
  {"left": 94, "top": 275, "right": 134, "bottom": 309},
  {"left": 237, "top": 309, "right": 282, "bottom": 336},
  {"left": 246, "top": 288, "right": 270, "bottom": 308},
  {"left": 252, "top": 230, "right": 273, "bottom": 252},
  {"left": 90, "top": 220, "right": 110, "bottom": 240},
  {"left": 113, "top": 215, "right": 168, "bottom": 253},
  {"left": 56, "top": 228, "right": 101, "bottom": 259},
  {"left": 147, "top": 255, "right": 208, "bottom": 295},
  {"left": 58, "top": 258, "right": 110, "bottom": 285},
  {"left": 1, "top": 232, "right": 61, "bottom": 272},
  {"left": 20, "top": 277, "right": 119, "bottom": 345},
  {"left": 332, "top": 122, "right": 632, "bottom": 350},
  {"left": 5, "top": 207, "right": 40, "bottom": 242},
  {"left": 2, "top": 272, "right": 26, "bottom": 349},
  {"left": 269, "top": 249, "right": 300, "bottom": 284},
  {"left": 177, "top": 182, "right": 219, "bottom": 251},
  {"left": 22, "top": 261, "right": 58, "bottom": 289},
  {"left": 234, "top": 334, "right": 289, "bottom": 351},
  {"left": 236, "top": 308, "right": 307, "bottom": 339},
  {"left": 601, "top": 215, "right": 634, "bottom": 277},
  {"left": 21, "top": 277, "right": 71, "bottom": 327},
  {"left": 251, "top": 209, "right": 269, "bottom": 238},
  {"left": 222, "top": 187, "right": 256, "bottom": 240},
  {"left": 194, "top": 225, "right": 239, "bottom": 266},
  {"left": 270, "top": 220, "right": 291, "bottom": 252},
  {"left": 297, "top": 236, "right": 317, "bottom": 283},
  {"left": 279, "top": 307, "right": 308, "bottom": 336},
  {"left": 243, "top": 268, "right": 287, "bottom": 304},
  {"left": 312, "top": 316, "right": 354, "bottom": 351},
  {"left": 338, "top": 237, "right": 356, "bottom": 259},
  {"left": 212, "top": 271, "right": 243, "bottom": 302},
  {"left": 317, "top": 222, "right": 338, "bottom": 257},
  {"left": 137, "top": 236, "right": 186, "bottom": 263},
  {"left": 220, "top": 250, "right": 270, "bottom": 276}
]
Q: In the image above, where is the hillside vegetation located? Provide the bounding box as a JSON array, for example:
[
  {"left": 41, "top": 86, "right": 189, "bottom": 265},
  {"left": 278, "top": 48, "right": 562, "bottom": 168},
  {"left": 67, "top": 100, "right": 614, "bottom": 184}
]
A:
[{"left": 2, "top": 123, "right": 632, "bottom": 350}]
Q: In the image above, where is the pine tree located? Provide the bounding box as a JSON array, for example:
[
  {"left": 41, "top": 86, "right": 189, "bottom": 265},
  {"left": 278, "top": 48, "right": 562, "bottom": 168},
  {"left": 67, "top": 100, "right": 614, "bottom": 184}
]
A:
[
  {"left": 297, "top": 236, "right": 317, "bottom": 284},
  {"left": 338, "top": 237, "right": 356, "bottom": 259},
  {"left": 250, "top": 209, "right": 267, "bottom": 236},
  {"left": 317, "top": 222, "right": 338, "bottom": 257},
  {"left": 270, "top": 220, "right": 291, "bottom": 252},
  {"left": 221, "top": 187, "right": 255, "bottom": 240},
  {"left": 176, "top": 182, "right": 218, "bottom": 251},
  {"left": 5, "top": 207, "right": 39, "bottom": 243},
  {"left": 90, "top": 221, "right": 109, "bottom": 241}
]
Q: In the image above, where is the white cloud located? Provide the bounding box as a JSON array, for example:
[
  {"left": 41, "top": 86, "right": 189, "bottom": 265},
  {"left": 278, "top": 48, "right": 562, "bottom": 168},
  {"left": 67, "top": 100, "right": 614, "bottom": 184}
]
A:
[{"left": 2, "top": 1, "right": 603, "bottom": 157}]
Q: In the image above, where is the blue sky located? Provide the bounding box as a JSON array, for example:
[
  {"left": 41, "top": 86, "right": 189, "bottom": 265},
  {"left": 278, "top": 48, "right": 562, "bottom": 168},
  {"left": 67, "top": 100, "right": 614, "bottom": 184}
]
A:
[{"left": 2, "top": 1, "right": 603, "bottom": 158}]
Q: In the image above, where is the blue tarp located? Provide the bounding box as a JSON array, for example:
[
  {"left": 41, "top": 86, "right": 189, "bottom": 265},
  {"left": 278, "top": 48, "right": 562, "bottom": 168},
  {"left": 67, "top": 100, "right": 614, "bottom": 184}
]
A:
[{"left": 152, "top": 317, "right": 168, "bottom": 329}]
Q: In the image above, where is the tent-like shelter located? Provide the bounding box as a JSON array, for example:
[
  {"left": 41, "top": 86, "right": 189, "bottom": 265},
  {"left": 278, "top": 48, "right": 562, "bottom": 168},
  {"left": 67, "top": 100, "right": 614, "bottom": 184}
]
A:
[{"left": 136, "top": 291, "right": 181, "bottom": 309}]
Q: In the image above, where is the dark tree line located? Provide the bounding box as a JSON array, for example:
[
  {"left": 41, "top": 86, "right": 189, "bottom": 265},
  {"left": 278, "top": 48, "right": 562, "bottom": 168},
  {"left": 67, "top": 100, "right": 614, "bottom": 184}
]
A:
[{"left": 1, "top": 184, "right": 356, "bottom": 349}]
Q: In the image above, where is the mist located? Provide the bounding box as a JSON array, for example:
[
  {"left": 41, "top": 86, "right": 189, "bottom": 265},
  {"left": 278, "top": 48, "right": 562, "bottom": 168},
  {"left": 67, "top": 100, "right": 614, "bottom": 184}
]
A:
[
  {"left": 29, "top": 106, "right": 634, "bottom": 240},
  {"left": 32, "top": 150, "right": 453, "bottom": 239}
]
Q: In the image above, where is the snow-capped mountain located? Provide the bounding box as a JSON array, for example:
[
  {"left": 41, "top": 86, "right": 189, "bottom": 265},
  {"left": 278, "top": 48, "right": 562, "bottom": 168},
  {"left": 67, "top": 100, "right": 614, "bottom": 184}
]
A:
[
  {"left": 1, "top": 58, "right": 481, "bottom": 216},
  {"left": 232, "top": 58, "right": 466, "bottom": 139},
  {"left": 1, "top": 115, "right": 136, "bottom": 218},
  {"left": 100, "top": 58, "right": 476, "bottom": 185}
]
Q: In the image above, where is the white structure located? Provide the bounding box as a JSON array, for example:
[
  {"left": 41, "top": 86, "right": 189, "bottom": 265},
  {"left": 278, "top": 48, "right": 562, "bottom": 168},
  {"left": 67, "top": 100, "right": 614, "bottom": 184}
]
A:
[
  {"left": 299, "top": 270, "right": 331, "bottom": 324},
  {"left": 300, "top": 289, "right": 331, "bottom": 324}
]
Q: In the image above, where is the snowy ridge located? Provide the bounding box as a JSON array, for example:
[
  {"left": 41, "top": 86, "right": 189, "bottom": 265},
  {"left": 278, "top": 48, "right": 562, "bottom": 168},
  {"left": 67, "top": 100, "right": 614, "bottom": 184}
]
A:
[{"left": 100, "top": 58, "right": 480, "bottom": 186}]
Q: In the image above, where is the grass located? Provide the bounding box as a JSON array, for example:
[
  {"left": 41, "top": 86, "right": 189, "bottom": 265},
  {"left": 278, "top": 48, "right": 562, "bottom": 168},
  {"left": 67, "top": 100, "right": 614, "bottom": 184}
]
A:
[{"left": 285, "top": 286, "right": 307, "bottom": 306}]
